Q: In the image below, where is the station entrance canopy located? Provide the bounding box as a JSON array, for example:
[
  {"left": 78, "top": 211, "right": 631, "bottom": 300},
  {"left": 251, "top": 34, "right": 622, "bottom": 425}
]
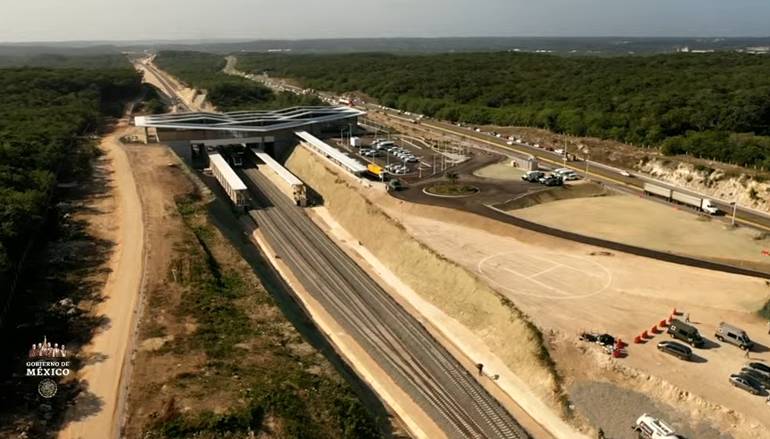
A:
[{"left": 134, "top": 106, "right": 365, "bottom": 133}]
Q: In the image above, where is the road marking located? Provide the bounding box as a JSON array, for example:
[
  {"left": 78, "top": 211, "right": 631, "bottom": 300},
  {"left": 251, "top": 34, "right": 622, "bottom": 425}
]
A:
[
  {"left": 525, "top": 265, "right": 560, "bottom": 279},
  {"left": 502, "top": 267, "right": 573, "bottom": 297},
  {"left": 477, "top": 251, "right": 613, "bottom": 300}
]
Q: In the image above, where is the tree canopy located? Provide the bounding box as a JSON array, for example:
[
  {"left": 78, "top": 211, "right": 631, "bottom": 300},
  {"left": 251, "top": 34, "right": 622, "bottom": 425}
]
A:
[
  {"left": 0, "top": 66, "right": 141, "bottom": 288},
  {"left": 237, "top": 51, "right": 770, "bottom": 169}
]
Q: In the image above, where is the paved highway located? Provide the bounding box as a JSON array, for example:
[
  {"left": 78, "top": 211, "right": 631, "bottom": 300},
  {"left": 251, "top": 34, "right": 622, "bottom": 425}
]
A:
[
  {"left": 371, "top": 108, "right": 770, "bottom": 233},
  {"left": 240, "top": 166, "right": 530, "bottom": 439}
]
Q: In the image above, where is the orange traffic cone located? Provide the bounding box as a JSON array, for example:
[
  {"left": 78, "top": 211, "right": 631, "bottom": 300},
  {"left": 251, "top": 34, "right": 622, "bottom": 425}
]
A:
[
  {"left": 659, "top": 319, "right": 668, "bottom": 328},
  {"left": 651, "top": 325, "right": 660, "bottom": 334},
  {"left": 641, "top": 330, "right": 650, "bottom": 339},
  {"left": 634, "top": 335, "right": 643, "bottom": 344}
]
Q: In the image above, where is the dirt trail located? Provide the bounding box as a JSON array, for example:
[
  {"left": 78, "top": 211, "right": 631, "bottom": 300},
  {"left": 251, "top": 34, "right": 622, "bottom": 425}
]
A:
[{"left": 58, "top": 128, "right": 145, "bottom": 439}]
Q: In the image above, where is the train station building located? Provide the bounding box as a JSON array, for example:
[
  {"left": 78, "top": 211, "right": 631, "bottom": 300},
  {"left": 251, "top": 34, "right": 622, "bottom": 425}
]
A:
[{"left": 133, "top": 105, "right": 365, "bottom": 158}]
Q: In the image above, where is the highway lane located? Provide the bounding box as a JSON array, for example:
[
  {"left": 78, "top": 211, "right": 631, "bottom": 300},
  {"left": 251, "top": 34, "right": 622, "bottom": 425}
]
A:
[{"left": 240, "top": 166, "right": 530, "bottom": 439}]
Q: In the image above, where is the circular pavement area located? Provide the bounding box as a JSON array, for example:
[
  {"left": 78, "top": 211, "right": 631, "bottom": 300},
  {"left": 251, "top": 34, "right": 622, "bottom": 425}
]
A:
[{"left": 477, "top": 250, "right": 613, "bottom": 300}]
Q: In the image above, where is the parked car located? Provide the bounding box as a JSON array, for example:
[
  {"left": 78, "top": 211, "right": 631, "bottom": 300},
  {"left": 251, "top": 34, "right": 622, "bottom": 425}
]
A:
[
  {"left": 667, "top": 319, "right": 705, "bottom": 347},
  {"left": 541, "top": 175, "right": 563, "bottom": 187},
  {"left": 730, "top": 373, "right": 765, "bottom": 395},
  {"left": 657, "top": 341, "right": 693, "bottom": 361},
  {"left": 521, "top": 171, "right": 545, "bottom": 182},
  {"left": 562, "top": 172, "right": 580, "bottom": 181},
  {"left": 746, "top": 362, "right": 770, "bottom": 378},
  {"left": 715, "top": 322, "right": 754, "bottom": 351},
  {"left": 405, "top": 156, "right": 419, "bottom": 163},
  {"left": 741, "top": 367, "right": 770, "bottom": 389}
]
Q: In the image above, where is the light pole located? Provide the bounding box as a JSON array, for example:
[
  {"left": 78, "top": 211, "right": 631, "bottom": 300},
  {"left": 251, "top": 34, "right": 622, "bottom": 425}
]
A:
[
  {"left": 585, "top": 154, "right": 590, "bottom": 178},
  {"left": 563, "top": 142, "right": 568, "bottom": 167},
  {"left": 731, "top": 201, "right": 737, "bottom": 226}
]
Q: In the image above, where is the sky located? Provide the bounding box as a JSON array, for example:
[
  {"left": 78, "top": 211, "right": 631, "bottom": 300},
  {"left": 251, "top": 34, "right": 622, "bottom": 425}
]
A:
[{"left": 1, "top": 0, "right": 769, "bottom": 42}]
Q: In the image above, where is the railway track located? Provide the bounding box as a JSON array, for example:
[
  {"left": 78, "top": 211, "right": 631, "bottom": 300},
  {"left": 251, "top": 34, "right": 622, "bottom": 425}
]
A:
[{"left": 240, "top": 167, "right": 529, "bottom": 439}]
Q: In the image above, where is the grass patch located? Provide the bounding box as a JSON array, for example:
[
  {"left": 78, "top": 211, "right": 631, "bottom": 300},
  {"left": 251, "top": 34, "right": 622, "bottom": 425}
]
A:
[{"left": 141, "top": 195, "right": 382, "bottom": 438}]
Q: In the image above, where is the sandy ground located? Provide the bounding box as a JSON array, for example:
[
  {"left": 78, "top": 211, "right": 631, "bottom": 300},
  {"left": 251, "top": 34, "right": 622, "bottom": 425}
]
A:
[
  {"left": 392, "top": 208, "right": 770, "bottom": 437},
  {"left": 58, "top": 127, "right": 145, "bottom": 439},
  {"left": 119, "top": 140, "right": 198, "bottom": 438},
  {"left": 473, "top": 162, "right": 528, "bottom": 181},
  {"left": 511, "top": 194, "right": 770, "bottom": 266}
]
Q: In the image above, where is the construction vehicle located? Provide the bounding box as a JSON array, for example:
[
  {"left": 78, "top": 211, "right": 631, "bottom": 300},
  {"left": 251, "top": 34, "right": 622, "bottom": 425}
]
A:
[
  {"left": 631, "top": 414, "right": 685, "bottom": 439},
  {"left": 367, "top": 163, "right": 387, "bottom": 180}
]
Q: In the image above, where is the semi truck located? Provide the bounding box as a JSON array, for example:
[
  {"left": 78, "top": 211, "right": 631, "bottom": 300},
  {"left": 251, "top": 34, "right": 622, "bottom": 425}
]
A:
[
  {"left": 671, "top": 191, "right": 719, "bottom": 214},
  {"left": 643, "top": 183, "right": 719, "bottom": 215}
]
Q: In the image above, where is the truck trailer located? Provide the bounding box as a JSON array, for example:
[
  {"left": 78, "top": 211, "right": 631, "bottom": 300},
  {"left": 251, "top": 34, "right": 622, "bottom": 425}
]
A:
[
  {"left": 643, "top": 183, "right": 719, "bottom": 214},
  {"left": 643, "top": 183, "right": 673, "bottom": 200}
]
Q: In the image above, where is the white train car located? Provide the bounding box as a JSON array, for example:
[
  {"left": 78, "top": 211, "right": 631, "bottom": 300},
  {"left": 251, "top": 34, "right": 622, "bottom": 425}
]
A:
[
  {"left": 251, "top": 149, "right": 308, "bottom": 207},
  {"left": 208, "top": 153, "right": 248, "bottom": 207}
]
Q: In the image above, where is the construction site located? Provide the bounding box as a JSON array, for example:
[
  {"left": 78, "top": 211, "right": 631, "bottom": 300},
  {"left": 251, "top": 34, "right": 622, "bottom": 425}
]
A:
[{"left": 127, "top": 56, "right": 770, "bottom": 439}]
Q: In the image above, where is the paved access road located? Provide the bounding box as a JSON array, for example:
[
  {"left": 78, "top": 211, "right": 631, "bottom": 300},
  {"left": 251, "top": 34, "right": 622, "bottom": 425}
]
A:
[{"left": 240, "top": 167, "right": 530, "bottom": 439}]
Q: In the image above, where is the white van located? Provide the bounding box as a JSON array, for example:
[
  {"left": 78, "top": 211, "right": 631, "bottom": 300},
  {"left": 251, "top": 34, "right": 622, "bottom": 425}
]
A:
[{"left": 632, "top": 414, "right": 685, "bottom": 439}]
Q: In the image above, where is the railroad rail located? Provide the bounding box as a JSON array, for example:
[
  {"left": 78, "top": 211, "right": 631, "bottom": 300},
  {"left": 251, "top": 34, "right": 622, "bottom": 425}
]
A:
[{"left": 240, "top": 167, "right": 529, "bottom": 439}]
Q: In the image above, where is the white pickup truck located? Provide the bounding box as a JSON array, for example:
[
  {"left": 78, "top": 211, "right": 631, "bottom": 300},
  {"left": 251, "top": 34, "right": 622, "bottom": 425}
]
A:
[{"left": 632, "top": 414, "right": 686, "bottom": 439}]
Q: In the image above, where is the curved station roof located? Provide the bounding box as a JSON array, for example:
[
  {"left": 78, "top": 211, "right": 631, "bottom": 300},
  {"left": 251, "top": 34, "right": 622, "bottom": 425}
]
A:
[{"left": 134, "top": 106, "right": 365, "bottom": 133}]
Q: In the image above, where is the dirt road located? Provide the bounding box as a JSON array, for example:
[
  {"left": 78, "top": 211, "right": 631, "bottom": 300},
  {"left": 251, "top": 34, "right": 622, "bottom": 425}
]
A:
[{"left": 58, "top": 127, "right": 145, "bottom": 439}]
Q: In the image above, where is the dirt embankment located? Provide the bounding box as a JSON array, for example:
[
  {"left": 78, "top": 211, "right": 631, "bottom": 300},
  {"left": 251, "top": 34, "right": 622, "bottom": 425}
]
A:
[
  {"left": 640, "top": 158, "right": 770, "bottom": 212},
  {"left": 496, "top": 183, "right": 611, "bottom": 211},
  {"left": 285, "top": 147, "right": 565, "bottom": 412}
]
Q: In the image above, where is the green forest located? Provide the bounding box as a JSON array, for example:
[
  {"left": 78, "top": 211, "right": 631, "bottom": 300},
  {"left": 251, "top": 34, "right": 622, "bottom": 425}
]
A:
[
  {"left": 154, "top": 51, "right": 324, "bottom": 111},
  {"left": 0, "top": 54, "right": 133, "bottom": 69},
  {"left": 0, "top": 65, "right": 141, "bottom": 309},
  {"left": 236, "top": 52, "right": 770, "bottom": 169}
]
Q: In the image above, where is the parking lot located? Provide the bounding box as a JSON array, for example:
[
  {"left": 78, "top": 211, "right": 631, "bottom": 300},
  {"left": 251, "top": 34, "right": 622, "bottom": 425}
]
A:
[{"left": 331, "top": 132, "right": 468, "bottom": 182}]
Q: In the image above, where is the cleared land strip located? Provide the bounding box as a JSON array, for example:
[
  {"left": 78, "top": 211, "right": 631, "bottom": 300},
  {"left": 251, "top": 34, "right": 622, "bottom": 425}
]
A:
[{"left": 241, "top": 167, "right": 528, "bottom": 439}]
